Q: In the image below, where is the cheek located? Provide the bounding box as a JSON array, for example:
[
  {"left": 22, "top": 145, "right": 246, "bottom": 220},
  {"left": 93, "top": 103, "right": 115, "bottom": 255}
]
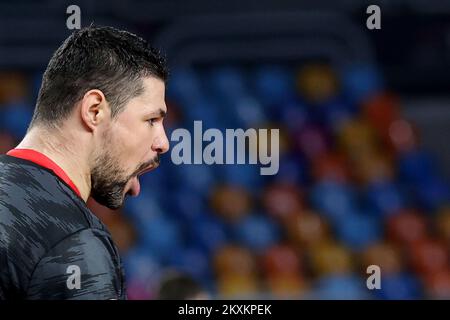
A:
[
  {"left": 105, "top": 128, "right": 138, "bottom": 170},
  {"left": 104, "top": 133, "right": 126, "bottom": 165},
  {"left": 118, "top": 123, "right": 153, "bottom": 165}
]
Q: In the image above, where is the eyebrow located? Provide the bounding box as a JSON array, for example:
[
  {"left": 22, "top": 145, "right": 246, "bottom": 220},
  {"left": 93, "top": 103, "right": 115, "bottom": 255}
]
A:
[{"left": 147, "top": 108, "right": 167, "bottom": 118}]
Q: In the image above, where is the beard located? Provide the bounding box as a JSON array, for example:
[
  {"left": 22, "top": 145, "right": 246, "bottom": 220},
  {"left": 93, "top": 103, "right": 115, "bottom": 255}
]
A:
[{"left": 90, "top": 149, "right": 159, "bottom": 210}]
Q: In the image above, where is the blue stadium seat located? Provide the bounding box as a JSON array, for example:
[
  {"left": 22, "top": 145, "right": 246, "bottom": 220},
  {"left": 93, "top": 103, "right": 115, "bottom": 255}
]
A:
[{"left": 233, "top": 213, "right": 281, "bottom": 252}]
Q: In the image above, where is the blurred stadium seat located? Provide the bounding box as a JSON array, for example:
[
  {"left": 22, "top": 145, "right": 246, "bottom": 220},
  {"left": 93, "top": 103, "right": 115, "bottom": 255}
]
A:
[{"left": 1, "top": 1, "right": 449, "bottom": 300}]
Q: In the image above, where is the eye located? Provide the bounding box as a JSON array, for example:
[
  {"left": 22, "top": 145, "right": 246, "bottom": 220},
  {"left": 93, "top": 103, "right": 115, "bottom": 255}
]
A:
[{"left": 147, "top": 118, "right": 158, "bottom": 126}]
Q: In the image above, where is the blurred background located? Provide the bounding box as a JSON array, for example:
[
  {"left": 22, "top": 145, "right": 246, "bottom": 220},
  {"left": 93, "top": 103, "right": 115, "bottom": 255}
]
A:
[{"left": 0, "top": 0, "right": 450, "bottom": 299}]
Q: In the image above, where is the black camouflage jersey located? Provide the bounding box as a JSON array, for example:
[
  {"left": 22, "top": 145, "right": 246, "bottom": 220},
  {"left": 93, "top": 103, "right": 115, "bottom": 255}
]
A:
[{"left": 0, "top": 154, "right": 126, "bottom": 300}]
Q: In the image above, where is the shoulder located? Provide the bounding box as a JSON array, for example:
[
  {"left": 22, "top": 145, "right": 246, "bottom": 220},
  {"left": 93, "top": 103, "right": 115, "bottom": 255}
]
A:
[
  {"left": 0, "top": 155, "right": 119, "bottom": 298},
  {"left": 0, "top": 155, "right": 92, "bottom": 259},
  {"left": 0, "top": 154, "right": 106, "bottom": 242},
  {"left": 26, "top": 228, "right": 125, "bottom": 300}
]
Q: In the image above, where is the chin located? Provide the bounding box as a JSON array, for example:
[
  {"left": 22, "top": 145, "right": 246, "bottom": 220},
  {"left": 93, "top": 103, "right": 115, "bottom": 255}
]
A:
[
  {"left": 92, "top": 195, "right": 124, "bottom": 210},
  {"left": 105, "top": 202, "right": 124, "bottom": 210}
]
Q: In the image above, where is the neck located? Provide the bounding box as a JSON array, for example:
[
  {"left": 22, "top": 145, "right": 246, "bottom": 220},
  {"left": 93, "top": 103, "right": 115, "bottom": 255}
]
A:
[{"left": 16, "top": 125, "right": 91, "bottom": 202}]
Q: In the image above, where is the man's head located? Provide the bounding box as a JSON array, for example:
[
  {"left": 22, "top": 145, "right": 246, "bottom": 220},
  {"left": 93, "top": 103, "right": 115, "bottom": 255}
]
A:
[{"left": 30, "top": 26, "right": 170, "bottom": 209}]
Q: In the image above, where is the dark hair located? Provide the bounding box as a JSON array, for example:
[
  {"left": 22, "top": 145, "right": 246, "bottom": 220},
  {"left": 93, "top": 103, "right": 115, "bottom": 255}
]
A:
[
  {"left": 30, "top": 25, "right": 168, "bottom": 128},
  {"left": 158, "top": 272, "right": 206, "bottom": 300}
]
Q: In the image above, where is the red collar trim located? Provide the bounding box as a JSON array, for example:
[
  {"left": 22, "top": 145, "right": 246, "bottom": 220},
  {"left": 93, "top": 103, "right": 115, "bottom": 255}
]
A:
[{"left": 6, "top": 148, "right": 82, "bottom": 198}]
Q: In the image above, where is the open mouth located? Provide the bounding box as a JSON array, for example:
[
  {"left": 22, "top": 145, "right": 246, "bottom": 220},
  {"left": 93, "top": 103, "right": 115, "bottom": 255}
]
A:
[
  {"left": 137, "top": 163, "right": 159, "bottom": 177},
  {"left": 126, "top": 162, "right": 160, "bottom": 197}
]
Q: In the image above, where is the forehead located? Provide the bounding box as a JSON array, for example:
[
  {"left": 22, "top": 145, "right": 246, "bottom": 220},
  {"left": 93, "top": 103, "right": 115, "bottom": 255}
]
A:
[{"left": 124, "top": 76, "right": 166, "bottom": 115}]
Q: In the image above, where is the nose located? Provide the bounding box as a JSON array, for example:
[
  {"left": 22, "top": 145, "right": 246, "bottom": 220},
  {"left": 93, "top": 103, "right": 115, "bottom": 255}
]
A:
[{"left": 152, "top": 126, "right": 170, "bottom": 154}]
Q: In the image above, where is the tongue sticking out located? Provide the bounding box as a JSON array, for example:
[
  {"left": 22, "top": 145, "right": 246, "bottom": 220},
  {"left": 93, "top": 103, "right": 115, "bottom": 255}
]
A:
[{"left": 129, "top": 176, "right": 141, "bottom": 197}]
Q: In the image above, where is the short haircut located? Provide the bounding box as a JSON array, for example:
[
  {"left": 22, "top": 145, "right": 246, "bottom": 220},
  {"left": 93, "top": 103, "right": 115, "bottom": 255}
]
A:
[{"left": 30, "top": 25, "right": 168, "bottom": 129}]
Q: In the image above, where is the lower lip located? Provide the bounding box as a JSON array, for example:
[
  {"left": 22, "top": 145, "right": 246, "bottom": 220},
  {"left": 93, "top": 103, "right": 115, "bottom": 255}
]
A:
[{"left": 128, "top": 176, "right": 141, "bottom": 197}]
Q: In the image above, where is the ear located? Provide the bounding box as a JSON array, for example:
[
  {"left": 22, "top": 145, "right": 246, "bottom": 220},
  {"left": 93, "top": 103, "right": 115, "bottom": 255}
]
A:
[{"left": 80, "top": 89, "right": 110, "bottom": 132}]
